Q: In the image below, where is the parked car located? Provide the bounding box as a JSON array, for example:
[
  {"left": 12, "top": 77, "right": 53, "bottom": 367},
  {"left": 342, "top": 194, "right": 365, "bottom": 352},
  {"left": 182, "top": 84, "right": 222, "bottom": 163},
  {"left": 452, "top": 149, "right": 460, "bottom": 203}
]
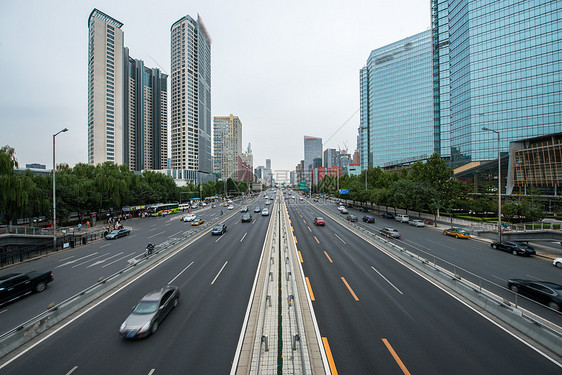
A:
[
  {"left": 313, "top": 217, "right": 325, "bottom": 226},
  {"left": 211, "top": 224, "right": 227, "bottom": 235},
  {"left": 380, "top": 227, "right": 401, "bottom": 239},
  {"left": 261, "top": 208, "right": 269, "bottom": 216},
  {"left": 408, "top": 219, "right": 425, "bottom": 227},
  {"left": 0, "top": 271, "right": 54, "bottom": 305},
  {"left": 554, "top": 258, "right": 562, "bottom": 268},
  {"left": 381, "top": 212, "right": 395, "bottom": 220},
  {"left": 443, "top": 227, "right": 470, "bottom": 239},
  {"left": 491, "top": 241, "right": 536, "bottom": 256},
  {"left": 507, "top": 279, "right": 562, "bottom": 311},
  {"left": 241, "top": 213, "right": 252, "bottom": 222},
  {"left": 362, "top": 216, "right": 375, "bottom": 223},
  {"left": 395, "top": 214, "right": 409, "bottom": 223},
  {"left": 191, "top": 218, "right": 205, "bottom": 226},
  {"left": 346, "top": 215, "right": 358, "bottom": 222},
  {"left": 105, "top": 228, "right": 131, "bottom": 239},
  {"left": 341, "top": 208, "right": 349, "bottom": 214},
  {"left": 119, "top": 285, "right": 180, "bottom": 339},
  {"left": 182, "top": 214, "right": 196, "bottom": 222}
]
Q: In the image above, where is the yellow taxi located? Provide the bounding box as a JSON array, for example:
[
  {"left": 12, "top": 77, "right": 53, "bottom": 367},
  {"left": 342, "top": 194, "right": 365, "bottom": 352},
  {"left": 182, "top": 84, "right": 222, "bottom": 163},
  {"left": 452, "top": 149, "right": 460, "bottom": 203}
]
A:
[
  {"left": 443, "top": 227, "right": 470, "bottom": 239},
  {"left": 191, "top": 217, "right": 205, "bottom": 226}
]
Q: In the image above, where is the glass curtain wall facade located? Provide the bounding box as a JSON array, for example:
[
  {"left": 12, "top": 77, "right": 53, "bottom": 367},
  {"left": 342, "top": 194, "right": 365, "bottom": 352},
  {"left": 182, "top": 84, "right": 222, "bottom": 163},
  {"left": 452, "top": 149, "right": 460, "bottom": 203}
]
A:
[
  {"left": 359, "top": 67, "right": 371, "bottom": 170},
  {"left": 170, "top": 14, "right": 212, "bottom": 173},
  {"left": 436, "top": 0, "right": 562, "bottom": 168},
  {"left": 304, "top": 136, "right": 322, "bottom": 181},
  {"left": 361, "top": 31, "right": 434, "bottom": 168}
]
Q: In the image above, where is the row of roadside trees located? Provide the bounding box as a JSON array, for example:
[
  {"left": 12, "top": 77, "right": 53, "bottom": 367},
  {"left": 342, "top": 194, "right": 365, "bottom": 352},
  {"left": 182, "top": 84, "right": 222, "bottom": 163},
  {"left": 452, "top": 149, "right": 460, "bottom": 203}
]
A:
[{"left": 0, "top": 146, "right": 250, "bottom": 227}]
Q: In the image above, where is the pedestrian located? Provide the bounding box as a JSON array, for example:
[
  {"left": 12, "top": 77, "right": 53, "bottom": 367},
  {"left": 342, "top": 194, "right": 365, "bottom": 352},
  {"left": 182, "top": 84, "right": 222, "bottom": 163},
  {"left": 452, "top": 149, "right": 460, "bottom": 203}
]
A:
[
  {"left": 77, "top": 223, "right": 82, "bottom": 231},
  {"left": 86, "top": 221, "right": 90, "bottom": 228}
]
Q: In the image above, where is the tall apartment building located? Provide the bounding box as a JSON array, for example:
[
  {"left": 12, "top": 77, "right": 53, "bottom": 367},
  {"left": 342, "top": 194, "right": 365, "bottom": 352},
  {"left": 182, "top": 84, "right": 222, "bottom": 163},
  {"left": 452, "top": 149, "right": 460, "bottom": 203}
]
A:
[
  {"left": 170, "top": 14, "right": 212, "bottom": 173},
  {"left": 87, "top": 9, "right": 124, "bottom": 165},
  {"left": 432, "top": 0, "right": 562, "bottom": 168},
  {"left": 124, "top": 48, "right": 168, "bottom": 171},
  {"left": 213, "top": 115, "right": 242, "bottom": 180}
]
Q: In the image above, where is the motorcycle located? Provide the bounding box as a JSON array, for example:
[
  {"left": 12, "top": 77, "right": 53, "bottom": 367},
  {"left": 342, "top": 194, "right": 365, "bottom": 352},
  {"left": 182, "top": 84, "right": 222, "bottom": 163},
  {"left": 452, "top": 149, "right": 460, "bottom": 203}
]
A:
[{"left": 145, "top": 243, "right": 155, "bottom": 257}]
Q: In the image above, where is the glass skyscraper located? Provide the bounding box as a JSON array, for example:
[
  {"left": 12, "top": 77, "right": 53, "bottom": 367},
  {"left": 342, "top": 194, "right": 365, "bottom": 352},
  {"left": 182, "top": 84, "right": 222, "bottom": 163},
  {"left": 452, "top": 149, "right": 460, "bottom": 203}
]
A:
[
  {"left": 360, "top": 31, "right": 434, "bottom": 168},
  {"left": 433, "top": 0, "right": 562, "bottom": 168}
]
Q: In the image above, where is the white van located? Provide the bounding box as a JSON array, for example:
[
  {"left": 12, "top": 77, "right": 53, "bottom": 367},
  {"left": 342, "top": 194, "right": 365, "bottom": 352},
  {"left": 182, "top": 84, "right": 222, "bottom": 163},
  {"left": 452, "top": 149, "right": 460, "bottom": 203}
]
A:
[{"left": 395, "top": 214, "right": 409, "bottom": 223}]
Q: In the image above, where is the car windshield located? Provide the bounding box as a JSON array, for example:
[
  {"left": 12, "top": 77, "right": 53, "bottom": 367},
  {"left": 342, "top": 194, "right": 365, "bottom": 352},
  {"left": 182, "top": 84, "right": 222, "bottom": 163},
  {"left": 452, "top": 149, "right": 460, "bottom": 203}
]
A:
[
  {"left": 540, "top": 282, "right": 562, "bottom": 291},
  {"left": 133, "top": 300, "right": 159, "bottom": 314},
  {"left": 317, "top": 218, "right": 323, "bottom": 221},
  {"left": 109, "top": 230, "right": 120, "bottom": 235},
  {"left": 213, "top": 225, "right": 222, "bottom": 230}
]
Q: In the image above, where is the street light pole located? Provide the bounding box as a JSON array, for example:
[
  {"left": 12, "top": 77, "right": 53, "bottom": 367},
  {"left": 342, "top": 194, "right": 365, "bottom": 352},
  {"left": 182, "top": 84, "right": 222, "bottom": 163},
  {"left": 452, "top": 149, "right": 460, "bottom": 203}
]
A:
[
  {"left": 482, "top": 127, "right": 501, "bottom": 241},
  {"left": 53, "top": 128, "right": 69, "bottom": 250}
]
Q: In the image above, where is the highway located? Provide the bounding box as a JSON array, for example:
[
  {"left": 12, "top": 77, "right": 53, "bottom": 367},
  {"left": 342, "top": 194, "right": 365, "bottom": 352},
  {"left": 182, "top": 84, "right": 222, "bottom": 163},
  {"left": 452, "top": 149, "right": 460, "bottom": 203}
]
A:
[
  {"left": 285, "top": 195, "right": 561, "bottom": 374},
  {"left": 0, "top": 195, "right": 272, "bottom": 374}
]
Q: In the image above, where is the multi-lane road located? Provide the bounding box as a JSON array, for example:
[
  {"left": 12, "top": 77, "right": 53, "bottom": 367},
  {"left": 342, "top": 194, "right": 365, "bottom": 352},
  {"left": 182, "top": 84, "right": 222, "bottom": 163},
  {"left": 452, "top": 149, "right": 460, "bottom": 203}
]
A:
[{"left": 0, "top": 191, "right": 561, "bottom": 374}]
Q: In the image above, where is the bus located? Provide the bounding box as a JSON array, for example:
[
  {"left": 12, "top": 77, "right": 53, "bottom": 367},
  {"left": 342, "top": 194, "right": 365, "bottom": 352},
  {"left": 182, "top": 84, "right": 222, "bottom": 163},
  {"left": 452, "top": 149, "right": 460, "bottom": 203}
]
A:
[{"left": 147, "top": 203, "right": 179, "bottom": 217}]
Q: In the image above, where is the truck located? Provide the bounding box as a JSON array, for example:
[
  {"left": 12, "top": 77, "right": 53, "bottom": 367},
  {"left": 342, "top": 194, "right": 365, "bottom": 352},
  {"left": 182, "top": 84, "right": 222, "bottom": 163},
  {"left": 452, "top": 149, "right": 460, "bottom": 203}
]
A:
[{"left": 0, "top": 271, "right": 54, "bottom": 305}]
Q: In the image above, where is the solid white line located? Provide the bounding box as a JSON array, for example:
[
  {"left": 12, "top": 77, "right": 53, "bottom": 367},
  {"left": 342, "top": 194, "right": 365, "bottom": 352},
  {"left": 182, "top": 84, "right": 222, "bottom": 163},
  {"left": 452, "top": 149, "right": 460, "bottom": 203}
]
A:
[
  {"left": 102, "top": 252, "right": 135, "bottom": 268},
  {"left": 334, "top": 233, "right": 347, "bottom": 244},
  {"left": 100, "top": 244, "right": 111, "bottom": 248},
  {"left": 240, "top": 232, "right": 247, "bottom": 242},
  {"left": 148, "top": 231, "right": 166, "bottom": 239},
  {"left": 215, "top": 235, "right": 224, "bottom": 243},
  {"left": 0, "top": 309, "right": 7, "bottom": 315},
  {"left": 65, "top": 366, "right": 78, "bottom": 375},
  {"left": 371, "top": 266, "right": 403, "bottom": 294},
  {"left": 169, "top": 261, "right": 194, "bottom": 284},
  {"left": 211, "top": 261, "right": 228, "bottom": 285}
]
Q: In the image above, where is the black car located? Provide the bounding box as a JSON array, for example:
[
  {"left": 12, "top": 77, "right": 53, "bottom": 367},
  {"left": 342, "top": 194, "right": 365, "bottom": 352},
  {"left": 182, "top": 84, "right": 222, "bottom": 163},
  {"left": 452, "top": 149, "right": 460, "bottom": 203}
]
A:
[
  {"left": 491, "top": 241, "right": 536, "bottom": 256},
  {"left": 105, "top": 228, "right": 131, "bottom": 239},
  {"left": 241, "top": 213, "right": 252, "bottom": 222},
  {"left": 362, "top": 215, "right": 375, "bottom": 223},
  {"left": 507, "top": 279, "right": 562, "bottom": 311},
  {"left": 211, "top": 224, "right": 227, "bottom": 235},
  {"left": 381, "top": 212, "right": 395, "bottom": 219}
]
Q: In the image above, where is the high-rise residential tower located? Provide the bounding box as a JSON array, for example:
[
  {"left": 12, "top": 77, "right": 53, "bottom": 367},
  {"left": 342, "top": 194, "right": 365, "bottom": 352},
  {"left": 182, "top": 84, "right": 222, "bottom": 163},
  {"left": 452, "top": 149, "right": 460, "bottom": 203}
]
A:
[
  {"left": 87, "top": 9, "right": 124, "bottom": 165},
  {"left": 213, "top": 115, "right": 242, "bottom": 180},
  {"left": 170, "top": 14, "right": 212, "bottom": 173},
  {"left": 123, "top": 48, "right": 168, "bottom": 171}
]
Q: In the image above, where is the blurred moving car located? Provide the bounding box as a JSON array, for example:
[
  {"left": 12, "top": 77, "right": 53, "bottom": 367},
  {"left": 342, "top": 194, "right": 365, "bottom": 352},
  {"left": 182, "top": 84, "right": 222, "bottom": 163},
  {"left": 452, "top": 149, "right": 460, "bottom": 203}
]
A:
[
  {"left": 423, "top": 218, "right": 434, "bottom": 225},
  {"left": 119, "top": 285, "right": 180, "bottom": 339},
  {"left": 261, "top": 208, "right": 269, "bottom": 216},
  {"left": 381, "top": 212, "right": 395, "bottom": 219},
  {"left": 105, "top": 228, "right": 131, "bottom": 239},
  {"left": 241, "top": 213, "right": 252, "bottom": 223},
  {"left": 491, "top": 241, "right": 536, "bottom": 256},
  {"left": 408, "top": 219, "right": 425, "bottom": 227},
  {"left": 313, "top": 217, "right": 325, "bottom": 226},
  {"left": 380, "top": 227, "right": 401, "bottom": 239},
  {"left": 182, "top": 214, "right": 196, "bottom": 222},
  {"left": 362, "top": 216, "right": 375, "bottom": 223},
  {"left": 191, "top": 218, "right": 205, "bottom": 226},
  {"left": 337, "top": 206, "right": 345, "bottom": 212},
  {"left": 443, "top": 227, "right": 470, "bottom": 239},
  {"left": 211, "top": 224, "right": 227, "bottom": 235},
  {"left": 554, "top": 258, "right": 562, "bottom": 268},
  {"left": 507, "top": 279, "right": 562, "bottom": 311},
  {"left": 346, "top": 215, "right": 358, "bottom": 222}
]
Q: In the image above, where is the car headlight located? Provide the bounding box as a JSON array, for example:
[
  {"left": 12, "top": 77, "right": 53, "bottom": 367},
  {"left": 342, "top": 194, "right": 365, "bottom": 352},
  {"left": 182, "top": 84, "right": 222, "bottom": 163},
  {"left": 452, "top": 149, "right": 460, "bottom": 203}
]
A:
[
  {"left": 120, "top": 322, "right": 127, "bottom": 331},
  {"left": 139, "top": 321, "right": 151, "bottom": 333}
]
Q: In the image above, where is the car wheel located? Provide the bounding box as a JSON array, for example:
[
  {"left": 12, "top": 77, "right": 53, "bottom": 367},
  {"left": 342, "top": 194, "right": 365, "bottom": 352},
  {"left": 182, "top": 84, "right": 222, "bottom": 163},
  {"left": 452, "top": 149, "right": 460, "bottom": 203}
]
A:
[
  {"left": 556, "top": 262, "right": 562, "bottom": 269},
  {"left": 443, "top": 232, "right": 447, "bottom": 235},
  {"left": 548, "top": 301, "right": 560, "bottom": 311},
  {"left": 512, "top": 250, "right": 518, "bottom": 256},
  {"left": 455, "top": 235, "right": 459, "bottom": 239},
  {"left": 492, "top": 244, "right": 497, "bottom": 249},
  {"left": 510, "top": 285, "right": 519, "bottom": 293},
  {"left": 173, "top": 298, "right": 179, "bottom": 308},
  {"left": 151, "top": 321, "right": 159, "bottom": 334},
  {"left": 34, "top": 281, "right": 46, "bottom": 293}
]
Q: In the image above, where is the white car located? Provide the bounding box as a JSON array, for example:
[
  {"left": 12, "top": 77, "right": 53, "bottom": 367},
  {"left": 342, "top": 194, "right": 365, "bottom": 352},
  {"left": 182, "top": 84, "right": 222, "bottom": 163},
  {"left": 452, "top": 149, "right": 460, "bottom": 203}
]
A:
[
  {"left": 227, "top": 205, "right": 234, "bottom": 210},
  {"left": 262, "top": 209, "right": 269, "bottom": 216},
  {"left": 338, "top": 206, "right": 345, "bottom": 212},
  {"left": 554, "top": 258, "right": 562, "bottom": 268},
  {"left": 408, "top": 219, "right": 425, "bottom": 227},
  {"left": 182, "top": 214, "right": 196, "bottom": 222},
  {"left": 395, "top": 214, "right": 409, "bottom": 223}
]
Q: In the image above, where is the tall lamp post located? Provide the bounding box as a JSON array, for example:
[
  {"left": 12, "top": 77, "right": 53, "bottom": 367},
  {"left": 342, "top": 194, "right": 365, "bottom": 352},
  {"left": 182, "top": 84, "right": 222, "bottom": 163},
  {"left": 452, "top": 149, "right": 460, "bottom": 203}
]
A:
[
  {"left": 482, "top": 127, "right": 501, "bottom": 241},
  {"left": 53, "top": 128, "right": 69, "bottom": 250}
]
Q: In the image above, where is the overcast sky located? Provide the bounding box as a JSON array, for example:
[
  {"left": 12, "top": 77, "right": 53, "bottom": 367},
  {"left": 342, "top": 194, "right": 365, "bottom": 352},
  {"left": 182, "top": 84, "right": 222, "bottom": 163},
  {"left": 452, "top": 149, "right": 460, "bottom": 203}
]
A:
[{"left": 0, "top": 0, "right": 430, "bottom": 172}]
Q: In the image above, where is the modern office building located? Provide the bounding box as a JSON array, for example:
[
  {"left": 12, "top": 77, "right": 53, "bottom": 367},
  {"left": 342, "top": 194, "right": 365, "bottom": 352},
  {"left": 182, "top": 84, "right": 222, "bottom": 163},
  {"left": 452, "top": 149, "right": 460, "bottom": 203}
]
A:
[
  {"left": 123, "top": 48, "right": 168, "bottom": 171},
  {"left": 87, "top": 9, "right": 124, "bottom": 165},
  {"left": 170, "top": 14, "right": 212, "bottom": 173},
  {"left": 432, "top": 0, "right": 561, "bottom": 168},
  {"left": 360, "top": 31, "right": 434, "bottom": 169},
  {"left": 323, "top": 148, "right": 340, "bottom": 168},
  {"left": 213, "top": 115, "right": 242, "bottom": 180},
  {"left": 304, "top": 136, "right": 322, "bottom": 180}
]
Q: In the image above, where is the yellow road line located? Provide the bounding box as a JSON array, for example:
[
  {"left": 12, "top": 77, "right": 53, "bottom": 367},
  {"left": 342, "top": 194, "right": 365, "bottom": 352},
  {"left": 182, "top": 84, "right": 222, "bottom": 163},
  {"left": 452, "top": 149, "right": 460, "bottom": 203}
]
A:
[
  {"left": 298, "top": 251, "right": 303, "bottom": 263},
  {"left": 314, "top": 236, "right": 320, "bottom": 244},
  {"left": 291, "top": 225, "right": 294, "bottom": 232},
  {"left": 322, "top": 337, "right": 338, "bottom": 375},
  {"left": 341, "top": 277, "right": 359, "bottom": 301},
  {"left": 382, "top": 339, "right": 411, "bottom": 375},
  {"left": 294, "top": 235, "right": 298, "bottom": 244},
  {"left": 307, "top": 226, "right": 312, "bottom": 232},
  {"left": 305, "top": 277, "right": 315, "bottom": 301},
  {"left": 303, "top": 219, "right": 307, "bottom": 224},
  {"left": 324, "top": 251, "right": 333, "bottom": 263}
]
